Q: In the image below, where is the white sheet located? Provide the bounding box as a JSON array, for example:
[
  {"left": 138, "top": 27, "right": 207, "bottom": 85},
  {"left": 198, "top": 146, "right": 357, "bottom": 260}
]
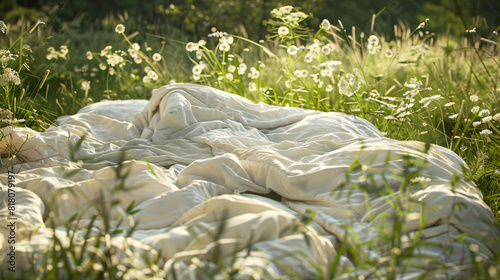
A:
[{"left": 1, "top": 83, "right": 498, "bottom": 279}]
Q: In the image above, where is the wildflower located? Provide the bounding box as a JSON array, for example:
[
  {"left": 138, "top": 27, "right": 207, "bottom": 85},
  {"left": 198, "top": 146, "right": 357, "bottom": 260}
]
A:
[
  {"left": 115, "top": 24, "right": 125, "bottom": 34},
  {"left": 145, "top": 66, "right": 155, "bottom": 75},
  {"left": 109, "top": 68, "right": 115, "bottom": 75},
  {"left": 278, "top": 26, "right": 289, "bottom": 36},
  {"left": 419, "top": 95, "right": 442, "bottom": 104},
  {"left": 367, "top": 35, "right": 379, "bottom": 46},
  {"left": 192, "top": 64, "right": 205, "bottom": 75},
  {"left": 249, "top": 82, "right": 257, "bottom": 92},
  {"left": 225, "top": 73, "right": 233, "bottom": 81},
  {"left": 147, "top": 70, "right": 158, "bottom": 81},
  {"left": 321, "top": 45, "right": 332, "bottom": 55},
  {"left": 384, "top": 115, "right": 399, "bottom": 121},
  {"left": 471, "top": 106, "right": 480, "bottom": 114},
  {"left": 291, "top": 69, "right": 305, "bottom": 77},
  {"left": 186, "top": 42, "right": 199, "bottom": 52},
  {"left": 270, "top": 8, "right": 282, "bottom": 18},
  {"left": 2, "top": 118, "right": 25, "bottom": 125},
  {"left": 86, "top": 51, "right": 93, "bottom": 60},
  {"left": 280, "top": 6, "right": 294, "bottom": 14},
  {"left": 478, "top": 109, "right": 490, "bottom": 117},
  {"left": 444, "top": 102, "right": 455, "bottom": 107},
  {"left": 0, "top": 68, "right": 21, "bottom": 90},
  {"left": 60, "top": 45, "right": 68, "bottom": 59},
  {"left": 4, "top": 68, "right": 20, "bottom": 85},
  {"left": 228, "top": 65, "right": 236, "bottom": 73},
  {"left": 405, "top": 78, "right": 421, "bottom": 89},
  {"left": 100, "top": 46, "right": 112, "bottom": 57},
  {"left": 304, "top": 53, "right": 314, "bottom": 63},
  {"left": 385, "top": 49, "right": 393, "bottom": 58},
  {"left": 470, "top": 94, "right": 478, "bottom": 102},
  {"left": 479, "top": 129, "right": 492, "bottom": 136},
  {"left": 219, "top": 42, "right": 230, "bottom": 52},
  {"left": 132, "top": 43, "right": 140, "bottom": 51},
  {"left": 271, "top": 6, "right": 293, "bottom": 18},
  {"left": 472, "top": 121, "right": 481, "bottom": 127},
  {"left": 134, "top": 56, "right": 143, "bottom": 64},
  {"left": 404, "top": 78, "right": 424, "bottom": 98},
  {"left": 80, "top": 80, "right": 90, "bottom": 91},
  {"left": 249, "top": 67, "right": 260, "bottom": 79},
  {"left": 0, "top": 108, "right": 13, "bottom": 121},
  {"left": 142, "top": 75, "right": 151, "bottom": 83},
  {"left": 493, "top": 113, "right": 500, "bottom": 121},
  {"left": 482, "top": 116, "right": 492, "bottom": 123},
  {"left": 152, "top": 53, "right": 162, "bottom": 62},
  {"left": 0, "top": 50, "right": 16, "bottom": 68},
  {"left": 208, "top": 31, "right": 228, "bottom": 38},
  {"left": 321, "top": 19, "right": 331, "bottom": 30},
  {"left": 337, "top": 73, "right": 360, "bottom": 97},
  {"left": 99, "top": 63, "right": 106, "bottom": 70},
  {"left": 45, "top": 47, "right": 57, "bottom": 60},
  {"left": 287, "top": 45, "right": 298, "bottom": 55},
  {"left": 325, "top": 84, "right": 333, "bottom": 92},
  {"left": 367, "top": 35, "right": 380, "bottom": 54},
  {"left": 311, "top": 73, "right": 320, "bottom": 83},
  {"left": 395, "top": 103, "right": 414, "bottom": 115},
  {"left": 127, "top": 48, "right": 137, "bottom": 58},
  {"left": 417, "top": 18, "right": 429, "bottom": 29},
  {"left": 271, "top": 8, "right": 307, "bottom": 27},
  {"left": 448, "top": 114, "right": 459, "bottom": 119},
  {"left": 46, "top": 45, "right": 69, "bottom": 60},
  {"left": 396, "top": 111, "right": 412, "bottom": 118},
  {"left": 237, "top": 64, "right": 247, "bottom": 75},
  {"left": 294, "top": 70, "right": 306, "bottom": 78},
  {"left": 106, "top": 52, "right": 124, "bottom": 67},
  {"left": 220, "top": 36, "right": 234, "bottom": 45},
  {"left": 320, "top": 69, "right": 331, "bottom": 77},
  {"left": 466, "top": 27, "right": 477, "bottom": 33}
]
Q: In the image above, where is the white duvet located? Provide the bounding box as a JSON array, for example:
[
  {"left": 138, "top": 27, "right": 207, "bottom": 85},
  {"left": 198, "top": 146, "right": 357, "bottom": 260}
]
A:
[{"left": 0, "top": 84, "right": 498, "bottom": 279}]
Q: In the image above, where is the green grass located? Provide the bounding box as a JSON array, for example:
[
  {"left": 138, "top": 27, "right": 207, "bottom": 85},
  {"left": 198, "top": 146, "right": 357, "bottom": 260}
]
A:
[{"left": 0, "top": 4, "right": 499, "bottom": 279}]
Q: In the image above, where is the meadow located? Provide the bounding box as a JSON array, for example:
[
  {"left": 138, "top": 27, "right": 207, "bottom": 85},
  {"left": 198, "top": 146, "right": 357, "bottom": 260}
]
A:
[{"left": 0, "top": 3, "right": 499, "bottom": 279}]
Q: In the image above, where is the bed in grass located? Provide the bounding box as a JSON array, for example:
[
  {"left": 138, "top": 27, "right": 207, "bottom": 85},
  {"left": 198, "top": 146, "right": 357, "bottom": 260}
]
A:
[{"left": 1, "top": 83, "right": 498, "bottom": 279}]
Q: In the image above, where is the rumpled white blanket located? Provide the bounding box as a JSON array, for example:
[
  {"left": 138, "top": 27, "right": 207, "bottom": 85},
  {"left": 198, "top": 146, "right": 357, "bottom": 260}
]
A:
[{"left": 0, "top": 83, "right": 498, "bottom": 279}]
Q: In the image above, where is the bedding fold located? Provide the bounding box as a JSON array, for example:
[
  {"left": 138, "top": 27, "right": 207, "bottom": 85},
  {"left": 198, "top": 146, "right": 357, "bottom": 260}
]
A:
[{"left": 0, "top": 83, "right": 498, "bottom": 279}]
